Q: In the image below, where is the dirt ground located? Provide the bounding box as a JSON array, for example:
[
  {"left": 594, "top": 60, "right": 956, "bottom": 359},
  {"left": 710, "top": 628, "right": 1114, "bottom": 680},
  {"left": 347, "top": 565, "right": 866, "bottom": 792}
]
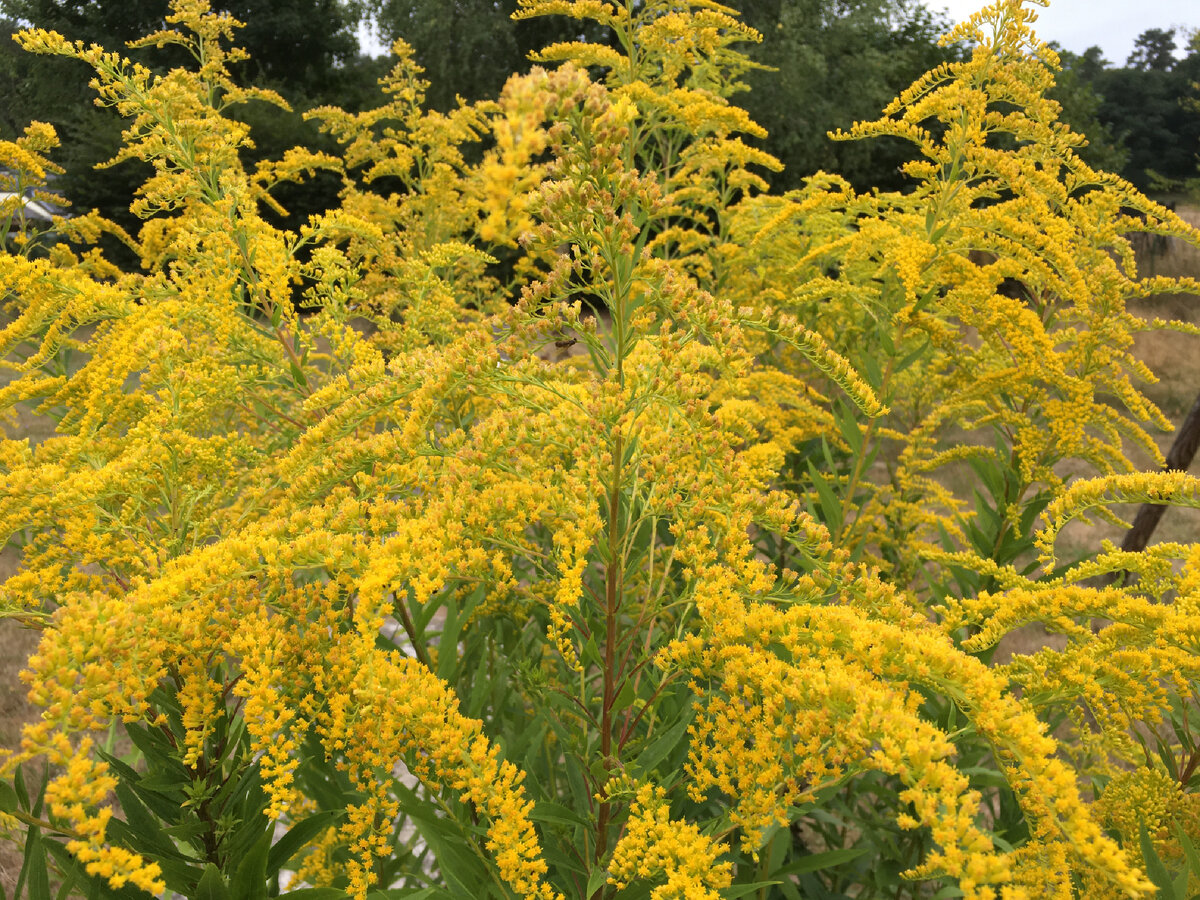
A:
[
  {"left": 0, "top": 394, "right": 56, "bottom": 889},
  {"left": 1, "top": 208, "right": 1199, "bottom": 893}
]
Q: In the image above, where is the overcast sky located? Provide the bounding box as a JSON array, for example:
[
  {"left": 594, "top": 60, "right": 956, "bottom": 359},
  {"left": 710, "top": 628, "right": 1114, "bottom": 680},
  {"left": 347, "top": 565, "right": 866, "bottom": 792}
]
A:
[
  {"left": 931, "top": 0, "right": 1196, "bottom": 65},
  {"left": 358, "top": 2, "right": 1197, "bottom": 66}
]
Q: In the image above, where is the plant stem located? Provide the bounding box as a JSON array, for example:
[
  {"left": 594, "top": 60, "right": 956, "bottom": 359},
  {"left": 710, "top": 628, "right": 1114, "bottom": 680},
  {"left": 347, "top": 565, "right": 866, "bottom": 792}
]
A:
[
  {"left": 836, "top": 332, "right": 902, "bottom": 546},
  {"left": 594, "top": 432, "right": 624, "bottom": 882}
]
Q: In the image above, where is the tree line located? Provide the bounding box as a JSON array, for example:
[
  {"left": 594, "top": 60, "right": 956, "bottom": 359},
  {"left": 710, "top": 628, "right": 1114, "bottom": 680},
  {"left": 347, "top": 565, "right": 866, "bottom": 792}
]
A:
[{"left": 2, "top": 0, "right": 1198, "bottom": 266}]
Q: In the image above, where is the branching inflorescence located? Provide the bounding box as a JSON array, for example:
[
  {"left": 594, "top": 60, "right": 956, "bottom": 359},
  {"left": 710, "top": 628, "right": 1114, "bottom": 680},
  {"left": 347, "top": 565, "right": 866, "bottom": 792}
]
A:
[{"left": 2, "top": 1, "right": 1200, "bottom": 898}]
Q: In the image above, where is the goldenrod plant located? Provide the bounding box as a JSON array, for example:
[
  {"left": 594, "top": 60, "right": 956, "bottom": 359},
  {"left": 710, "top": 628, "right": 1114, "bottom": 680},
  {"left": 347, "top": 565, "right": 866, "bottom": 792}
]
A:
[
  {"left": 2, "top": 1, "right": 1200, "bottom": 898},
  {"left": 0, "top": 122, "right": 65, "bottom": 258}
]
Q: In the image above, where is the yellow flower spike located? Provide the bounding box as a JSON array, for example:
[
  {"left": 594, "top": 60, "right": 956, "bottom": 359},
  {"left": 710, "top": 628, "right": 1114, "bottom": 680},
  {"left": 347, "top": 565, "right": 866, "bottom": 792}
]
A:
[
  {"left": 327, "top": 654, "right": 563, "bottom": 900},
  {"left": 609, "top": 784, "right": 733, "bottom": 900},
  {"left": 728, "top": 0, "right": 1200, "bottom": 590},
  {"left": 666, "top": 561, "right": 1153, "bottom": 898},
  {"left": 35, "top": 740, "right": 166, "bottom": 895},
  {"left": 1037, "top": 471, "right": 1200, "bottom": 567},
  {"left": 5, "top": 0, "right": 1200, "bottom": 898}
]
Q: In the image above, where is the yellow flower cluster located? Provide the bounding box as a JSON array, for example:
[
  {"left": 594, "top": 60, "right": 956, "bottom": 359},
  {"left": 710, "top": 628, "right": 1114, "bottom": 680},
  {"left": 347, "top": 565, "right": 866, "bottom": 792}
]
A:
[
  {"left": 1037, "top": 471, "right": 1200, "bottom": 565},
  {"left": 1098, "top": 768, "right": 1184, "bottom": 857},
  {"left": 4, "top": 0, "right": 1200, "bottom": 898},
  {"left": 0, "top": 122, "right": 66, "bottom": 255},
  {"left": 726, "top": 0, "right": 1200, "bottom": 587},
  {"left": 668, "top": 559, "right": 1153, "bottom": 898},
  {"left": 41, "top": 738, "right": 165, "bottom": 894},
  {"left": 333, "top": 655, "right": 563, "bottom": 900},
  {"left": 608, "top": 784, "right": 733, "bottom": 899}
]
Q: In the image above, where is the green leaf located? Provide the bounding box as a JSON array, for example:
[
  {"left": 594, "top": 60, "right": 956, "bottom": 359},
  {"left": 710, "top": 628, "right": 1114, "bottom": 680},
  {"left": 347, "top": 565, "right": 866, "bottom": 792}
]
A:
[
  {"left": 123, "top": 722, "right": 174, "bottom": 764},
  {"left": 0, "top": 781, "right": 17, "bottom": 814},
  {"left": 878, "top": 323, "right": 895, "bottom": 357},
  {"left": 819, "top": 436, "right": 838, "bottom": 475},
  {"left": 861, "top": 352, "right": 883, "bottom": 391},
  {"left": 1018, "top": 494, "right": 1051, "bottom": 537},
  {"left": 14, "top": 765, "right": 29, "bottom": 812},
  {"left": 290, "top": 359, "right": 309, "bottom": 390},
  {"left": 466, "top": 663, "right": 491, "bottom": 718},
  {"left": 580, "top": 634, "right": 602, "bottom": 669},
  {"left": 612, "top": 678, "right": 637, "bottom": 715},
  {"left": 834, "top": 406, "right": 862, "bottom": 455},
  {"left": 113, "top": 783, "right": 178, "bottom": 859},
  {"left": 1176, "top": 866, "right": 1192, "bottom": 900},
  {"left": 235, "top": 764, "right": 269, "bottom": 825},
  {"left": 227, "top": 818, "right": 273, "bottom": 874},
  {"left": 268, "top": 810, "right": 345, "bottom": 877},
  {"left": 195, "top": 864, "right": 233, "bottom": 900},
  {"left": 773, "top": 847, "right": 869, "bottom": 876},
  {"left": 1140, "top": 823, "right": 1177, "bottom": 897},
  {"left": 293, "top": 772, "right": 351, "bottom": 817},
  {"left": 409, "top": 825, "right": 483, "bottom": 898},
  {"left": 436, "top": 607, "right": 461, "bottom": 683},
  {"left": 806, "top": 461, "right": 842, "bottom": 535},
  {"left": 230, "top": 832, "right": 270, "bottom": 900},
  {"left": 585, "top": 867, "right": 608, "bottom": 900},
  {"left": 522, "top": 720, "right": 550, "bottom": 779},
  {"left": 564, "top": 754, "right": 590, "bottom": 813},
  {"left": 393, "top": 784, "right": 487, "bottom": 896},
  {"left": 19, "top": 827, "right": 50, "bottom": 900},
  {"left": 588, "top": 756, "right": 609, "bottom": 785},
  {"left": 721, "top": 882, "right": 781, "bottom": 898},
  {"left": 943, "top": 699, "right": 958, "bottom": 733},
  {"left": 280, "top": 890, "right": 350, "bottom": 899},
  {"left": 96, "top": 750, "right": 139, "bottom": 784},
  {"left": 966, "top": 456, "right": 1003, "bottom": 502},
  {"left": 540, "top": 843, "right": 588, "bottom": 879},
  {"left": 1174, "top": 822, "right": 1200, "bottom": 880},
  {"left": 632, "top": 705, "right": 693, "bottom": 775},
  {"left": 162, "top": 820, "right": 207, "bottom": 843},
  {"left": 135, "top": 773, "right": 190, "bottom": 798},
  {"left": 102, "top": 820, "right": 203, "bottom": 894},
  {"left": 896, "top": 337, "right": 931, "bottom": 371},
  {"left": 531, "top": 801, "right": 590, "bottom": 830},
  {"left": 1159, "top": 736, "right": 1182, "bottom": 782}
]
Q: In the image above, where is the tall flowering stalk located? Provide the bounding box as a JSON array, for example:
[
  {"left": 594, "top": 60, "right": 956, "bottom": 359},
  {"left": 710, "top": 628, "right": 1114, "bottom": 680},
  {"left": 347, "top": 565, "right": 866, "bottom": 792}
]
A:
[
  {"left": 1, "top": 1, "right": 1198, "bottom": 899},
  {"left": 726, "top": 0, "right": 1200, "bottom": 888}
]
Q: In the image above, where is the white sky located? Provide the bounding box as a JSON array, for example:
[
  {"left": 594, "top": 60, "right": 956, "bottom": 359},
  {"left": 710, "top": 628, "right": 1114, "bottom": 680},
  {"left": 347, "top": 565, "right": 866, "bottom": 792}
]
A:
[
  {"left": 357, "top": 2, "right": 1198, "bottom": 66},
  {"left": 931, "top": 0, "right": 1197, "bottom": 65}
]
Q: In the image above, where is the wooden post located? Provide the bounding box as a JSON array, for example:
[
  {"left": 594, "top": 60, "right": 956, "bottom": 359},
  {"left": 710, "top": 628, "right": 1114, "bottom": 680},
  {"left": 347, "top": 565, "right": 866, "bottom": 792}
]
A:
[{"left": 1102, "top": 390, "right": 1200, "bottom": 587}]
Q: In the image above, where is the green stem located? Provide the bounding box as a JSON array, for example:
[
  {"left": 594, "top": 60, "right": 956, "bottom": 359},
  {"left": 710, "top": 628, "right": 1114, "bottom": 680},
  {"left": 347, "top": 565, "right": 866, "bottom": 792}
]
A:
[
  {"left": 836, "top": 334, "right": 903, "bottom": 547},
  {"left": 594, "top": 431, "right": 624, "bottom": 883},
  {"left": 4, "top": 808, "right": 81, "bottom": 839}
]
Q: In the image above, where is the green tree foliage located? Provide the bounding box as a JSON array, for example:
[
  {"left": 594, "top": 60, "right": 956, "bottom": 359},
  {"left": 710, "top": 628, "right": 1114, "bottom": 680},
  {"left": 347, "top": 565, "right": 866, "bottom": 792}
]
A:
[
  {"left": 363, "top": 0, "right": 961, "bottom": 192},
  {"left": 1048, "top": 45, "right": 1127, "bottom": 174},
  {"left": 0, "top": 10, "right": 139, "bottom": 248},
  {"left": 734, "top": 0, "right": 960, "bottom": 190},
  {"left": 1183, "top": 30, "right": 1200, "bottom": 197},
  {"left": 0, "top": 0, "right": 369, "bottom": 266},
  {"left": 360, "top": 0, "right": 611, "bottom": 112},
  {"left": 1128, "top": 26, "right": 1178, "bottom": 72},
  {"left": 1066, "top": 28, "right": 1200, "bottom": 192},
  {"left": 0, "top": 0, "right": 362, "bottom": 90}
]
